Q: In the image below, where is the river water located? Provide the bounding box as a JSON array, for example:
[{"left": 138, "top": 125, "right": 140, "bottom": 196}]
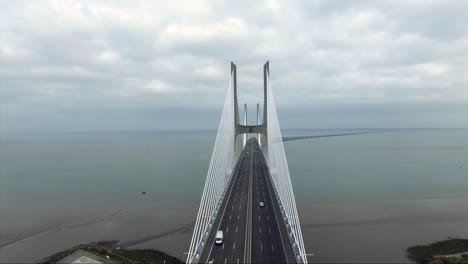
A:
[{"left": 1, "top": 129, "right": 467, "bottom": 263}]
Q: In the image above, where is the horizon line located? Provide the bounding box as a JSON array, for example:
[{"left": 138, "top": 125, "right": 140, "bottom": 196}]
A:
[{"left": 1, "top": 127, "right": 468, "bottom": 135}]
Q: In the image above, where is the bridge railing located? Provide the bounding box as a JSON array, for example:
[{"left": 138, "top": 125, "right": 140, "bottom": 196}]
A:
[{"left": 265, "top": 72, "right": 308, "bottom": 264}]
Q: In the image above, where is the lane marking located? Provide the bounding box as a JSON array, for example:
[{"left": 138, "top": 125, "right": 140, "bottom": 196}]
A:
[
  {"left": 244, "top": 142, "right": 253, "bottom": 264},
  {"left": 233, "top": 242, "right": 236, "bottom": 249},
  {"left": 267, "top": 216, "right": 269, "bottom": 221},
  {"left": 238, "top": 215, "right": 240, "bottom": 220},
  {"left": 236, "top": 226, "right": 238, "bottom": 232},
  {"left": 230, "top": 215, "right": 232, "bottom": 220},
  {"left": 237, "top": 258, "right": 239, "bottom": 264},
  {"left": 202, "top": 146, "right": 248, "bottom": 262},
  {"left": 222, "top": 243, "right": 225, "bottom": 250},
  {"left": 227, "top": 226, "right": 229, "bottom": 232},
  {"left": 261, "top": 243, "right": 263, "bottom": 252},
  {"left": 269, "top": 227, "right": 271, "bottom": 234},
  {"left": 260, "top": 227, "right": 262, "bottom": 234},
  {"left": 264, "top": 157, "right": 290, "bottom": 262},
  {"left": 225, "top": 258, "right": 227, "bottom": 264}
]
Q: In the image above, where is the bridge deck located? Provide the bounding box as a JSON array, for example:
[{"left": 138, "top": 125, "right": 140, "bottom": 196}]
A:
[{"left": 198, "top": 138, "right": 296, "bottom": 263}]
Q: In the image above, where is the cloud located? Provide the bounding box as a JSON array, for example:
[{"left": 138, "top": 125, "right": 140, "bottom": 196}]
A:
[
  {"left": 144, "top": 80, "right": 172, "bottom": 94},
  {"left": 1, "top": 0, "right": 467, "bottom": 132}
]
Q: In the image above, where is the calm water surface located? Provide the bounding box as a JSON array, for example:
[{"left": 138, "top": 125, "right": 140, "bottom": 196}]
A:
[{"left": 1, "top": 129, "right": 467, "bottom": 263}]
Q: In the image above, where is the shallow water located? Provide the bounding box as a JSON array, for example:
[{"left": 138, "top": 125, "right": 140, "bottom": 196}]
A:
[{"left": 1, "top": 129, "right": 467, "bottom": 263}]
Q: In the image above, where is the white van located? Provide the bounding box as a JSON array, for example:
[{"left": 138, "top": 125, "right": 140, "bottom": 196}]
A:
[{"left": 215, "top": 230, "right": 223, "bottom": 245}]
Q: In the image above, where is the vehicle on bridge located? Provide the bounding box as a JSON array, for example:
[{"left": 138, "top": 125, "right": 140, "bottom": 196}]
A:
[
  {"left": 259, "top": 201, "right": 265, "bottom": 207},
  {"left": 215, "top": 230, "right": 223, "bottom": 245}
]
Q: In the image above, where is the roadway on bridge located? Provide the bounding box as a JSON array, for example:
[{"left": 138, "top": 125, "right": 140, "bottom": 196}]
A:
[{"left": 199, "top": 138, "right": 296, "bottom": 263}]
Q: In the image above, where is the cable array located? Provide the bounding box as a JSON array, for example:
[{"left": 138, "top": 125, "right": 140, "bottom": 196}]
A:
[
  {"left": 265, "top": 72, "right": 308, "bottom": 263},
  {"left": 186, "top": 72, "right": 238, "bottom": 263}
]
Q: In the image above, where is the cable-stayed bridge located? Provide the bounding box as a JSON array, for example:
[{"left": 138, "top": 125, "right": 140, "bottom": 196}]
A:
[{"left": 187, "top": 62, "right": 307, "bottom": 264}]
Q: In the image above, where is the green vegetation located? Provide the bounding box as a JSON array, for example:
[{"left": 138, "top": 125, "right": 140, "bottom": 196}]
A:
[
  {"left": 406, "top": 238, "right": 468, "bottom": 264},
  {"left": 448, "top": 259, "right": 468, "bottom": 264}
]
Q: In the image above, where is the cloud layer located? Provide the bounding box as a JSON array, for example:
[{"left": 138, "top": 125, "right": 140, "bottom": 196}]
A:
[{"left": 1, "top": 0, "right": 468, "bottom": 132}]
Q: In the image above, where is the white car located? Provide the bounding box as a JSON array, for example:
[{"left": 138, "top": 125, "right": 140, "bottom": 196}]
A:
[
  {"left": 215, "top": 230, "right": 223, "bottom": 245},
  {"left": 259, "top": 202, "right": 265, "bottom": 207}
]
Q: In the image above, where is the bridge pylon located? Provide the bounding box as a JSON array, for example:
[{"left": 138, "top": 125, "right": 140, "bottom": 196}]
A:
[{"left": 231, "top": 61, "right": 269, "bottom": 152}]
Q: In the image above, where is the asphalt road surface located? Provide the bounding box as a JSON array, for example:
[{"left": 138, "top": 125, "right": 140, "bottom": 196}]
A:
[{"left": 199, "top": 138, "right": 296, "bottom": 264}]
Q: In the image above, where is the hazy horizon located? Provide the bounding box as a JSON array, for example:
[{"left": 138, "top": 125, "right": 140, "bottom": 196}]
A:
[{"left": 2, "top": 127, "right": 468, "bottom": 135}]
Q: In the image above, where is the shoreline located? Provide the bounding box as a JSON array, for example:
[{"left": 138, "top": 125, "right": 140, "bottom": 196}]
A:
[
  {"left": 407, "top": 237, "right": 468, "bottom": 264},
  {"left": 39, "top": 240, "right": 184, "bottom": 264}
]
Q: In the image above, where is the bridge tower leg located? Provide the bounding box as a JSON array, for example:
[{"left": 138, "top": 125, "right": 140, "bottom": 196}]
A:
[
  {"left": 243, "top": 103, "right": 247, "bottom": 147},
  {"left": 257, "top": 103, "right": 260, "bottom": 148}
]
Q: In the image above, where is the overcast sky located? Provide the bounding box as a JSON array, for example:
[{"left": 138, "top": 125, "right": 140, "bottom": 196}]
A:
[{"left": 1, "top": 0, "right": 467, "bottom": 133}]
